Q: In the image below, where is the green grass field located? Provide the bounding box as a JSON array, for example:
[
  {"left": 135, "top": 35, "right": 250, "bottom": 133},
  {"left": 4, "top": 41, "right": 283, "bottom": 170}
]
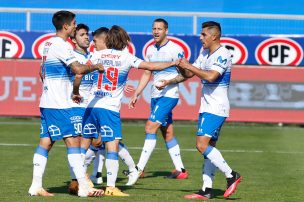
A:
[{"left": 0, "top": 117, "right": 304, "bottom": 202}]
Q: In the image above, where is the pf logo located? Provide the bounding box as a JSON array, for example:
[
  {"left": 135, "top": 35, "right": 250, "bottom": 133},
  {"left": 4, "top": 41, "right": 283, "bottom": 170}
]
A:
[
  {"left": 89, "top": 42, "right": 136, "bottom": 55},
  {"left": 0, "top": 31, "right": 25, "bottom": 58},
  {"left": 32, "top": 33, "right": 74, "bottom": 59},
  {"left": 142, "top": 36, "right": 191, "bottom": 60},
  {"left": 255, "top": 38, "right": 303, "bottom": 66}
]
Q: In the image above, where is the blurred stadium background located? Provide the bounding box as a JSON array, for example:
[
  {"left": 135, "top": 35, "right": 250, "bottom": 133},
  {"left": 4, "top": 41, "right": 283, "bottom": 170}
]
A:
[{"left": 1, "top": 1, "right": 304, "bottom": 201}]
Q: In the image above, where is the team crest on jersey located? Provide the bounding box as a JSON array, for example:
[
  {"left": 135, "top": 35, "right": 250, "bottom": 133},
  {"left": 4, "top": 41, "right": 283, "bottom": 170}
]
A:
[
  {"left": 255, "top": 38, "right": 303, "bottom": 66},
  {"left": 32, "top": 33, "right": 74, "bottom": 59},
  {"left": 0, "top": 31, "right": 25, "bottom": 58},
  {"left": 142, "top": 36, "right": 191, "bottom": 61}
]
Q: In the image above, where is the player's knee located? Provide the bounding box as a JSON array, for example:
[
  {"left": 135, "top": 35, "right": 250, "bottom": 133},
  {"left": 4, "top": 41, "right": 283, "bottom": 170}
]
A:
[
  {"left": 145, "top": 121, "right": 158, "bottom": 134},
  {"left": 92, "top": 138, "right": 102, "bottom": 147},
  {"left": 196, "top": 142, "right": 208, "bottom": 153}
]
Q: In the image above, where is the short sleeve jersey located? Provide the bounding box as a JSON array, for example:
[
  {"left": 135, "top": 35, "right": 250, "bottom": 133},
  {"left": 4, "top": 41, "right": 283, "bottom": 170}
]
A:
[
  {"left": 39, "top": 37, "right": 77, "bottom": 109},
  {"left": 146, "top": 40, "right": 184, "bottom": 98},
  {"left": 193, "top": 46, "right": 232, "bottom": 117},
  {"left": 89, "top": 48, "right": 143, "bottom": 112}
]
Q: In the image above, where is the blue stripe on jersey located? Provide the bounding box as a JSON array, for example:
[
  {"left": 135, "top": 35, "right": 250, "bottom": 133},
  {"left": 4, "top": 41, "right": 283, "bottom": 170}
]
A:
[
  {"left": 202, "top": 71, "right": 231, "bottom": 86},
  {"left": 44, "top": 61, "right": 72, "bottom": 78}
]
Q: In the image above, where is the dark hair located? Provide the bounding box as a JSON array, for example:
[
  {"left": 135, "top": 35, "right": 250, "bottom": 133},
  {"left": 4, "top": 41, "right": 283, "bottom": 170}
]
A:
[
  {"left": 153, "top": 18, "right": 168, "bottom": 29},
  {"left": 76, "top": 23, "right": 89, "bottom": 33},
  {"left": 92, "top": 27, "right": 109, "bottom": 37},
  {"left": 52, "top": 10, "right": 75, "bottom": 31},
  {"left": 106, "top": 25, "right": 130, "bottom": 50},
  {"left": 202, "top": 21, "right": 221, "bottom": 37}
]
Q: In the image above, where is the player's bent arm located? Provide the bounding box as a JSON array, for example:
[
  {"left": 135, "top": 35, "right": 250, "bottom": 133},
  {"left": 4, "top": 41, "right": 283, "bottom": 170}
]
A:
[
  {"left": 134, "top": 70, "right": 152, "bottom": 96},
  {"left": 186, "top": 65, "right": 220, "bottom": 82},
  {"left": 138, "top": 60, "right": 177, "bottom": 71},
  {"left": 69, "top": 61, "right": 104, "bottom": 75},
  {"left": 72, "top": 74, "right": 83, "bottom": 104}
]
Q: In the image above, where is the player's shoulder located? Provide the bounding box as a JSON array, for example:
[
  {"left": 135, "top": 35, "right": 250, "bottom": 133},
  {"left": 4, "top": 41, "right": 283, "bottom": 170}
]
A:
[
  {"left": 216, "top": 46, "right": 231, "bottom": 58},
  {"left": 168, "top": 40, "right": 182, "bottom": 50}
]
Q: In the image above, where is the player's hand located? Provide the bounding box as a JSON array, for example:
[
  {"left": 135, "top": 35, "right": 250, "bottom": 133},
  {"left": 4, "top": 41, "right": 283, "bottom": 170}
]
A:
[
  {"left": 128, "top": 94, "right": 138, "bottom": 109},
  {"left": 155, "top": 79, "right": 169, "bottom": 90},
  {"left": 92, "top": 64, "right": 104, "bottom": 73},
  {"left": 72, "top": 94, "right": 82, "bottom": 104},
  {"left": 172, "top": 58, "right": 182, "bottom": 66},
  {"left": 177, "top": 58, "right": 190, "bottom": 69},
  {"left": 124, "top": 84, "right": 135, "bottom": 94}
]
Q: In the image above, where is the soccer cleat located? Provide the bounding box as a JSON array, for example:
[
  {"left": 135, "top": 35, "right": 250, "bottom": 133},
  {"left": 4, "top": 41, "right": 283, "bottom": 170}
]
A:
[
  {"left": 28, "top": 187, "right": 54, "bottom": 197},
  {"left": 104, "top": 187, "right": 129, "bottom": 196},
  {"left": 166, "top": 169, "right": 189, "bottom": 179},
  {"left": 91, "top": 172, "right": 103, "bottom": 184},
  {"left": 78, "top": 186, "right": 104, "bottom": 197},
  {"left": 224, "top": 171, "right": 242, "bottom": 198},
  {"left": 184, "top": 188, "right": 212, "bottom": 200},
  {"left": 68, "top": 180, "right": 79, "bottom": 195},
  {"left": 124, "top": 167, "right": 142, "bottom": 186}
]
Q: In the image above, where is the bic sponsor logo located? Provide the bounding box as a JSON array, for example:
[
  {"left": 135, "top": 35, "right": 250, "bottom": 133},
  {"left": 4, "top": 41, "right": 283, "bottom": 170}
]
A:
[
  {"left": 89, "top": 42, "right": 136, "bottom": 55},
  {"left": 200, "top": 37, "right": 247, "bottom": 64},
  {"left": 255, "top": 38, "right": 303, "bottom": 66},
  {"left": 142, "top": 36, "right": 191, "bottom": 60},
  {"left": 32, "top": 33, "right": 74, "bottom": 59},
  {"left": 0, "top": 31, "right": 24, "bottom": 58}
]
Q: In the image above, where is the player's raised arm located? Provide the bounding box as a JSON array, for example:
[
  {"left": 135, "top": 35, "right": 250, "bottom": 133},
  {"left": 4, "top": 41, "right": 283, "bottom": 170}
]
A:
[
  {"left": 137, "top": 59, "right": 180, "bottom": 71},
  {"left": 69, "top": 61, "right": 104, "bottom": 75}
]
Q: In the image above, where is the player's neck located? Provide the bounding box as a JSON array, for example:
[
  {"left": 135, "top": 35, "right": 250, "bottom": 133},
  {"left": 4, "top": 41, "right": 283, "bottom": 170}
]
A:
[
  {"left": 156, "top": 38, "right": 169, "bottom": 47},
  {"left": 75, "top": 46, "right": 88, "bottom": 55},
  {"left": 209, "top": 43, "right": 221, "bottom": 55},
  {"left": 56, "top": 31, "right": 69, "bottom": 41}
]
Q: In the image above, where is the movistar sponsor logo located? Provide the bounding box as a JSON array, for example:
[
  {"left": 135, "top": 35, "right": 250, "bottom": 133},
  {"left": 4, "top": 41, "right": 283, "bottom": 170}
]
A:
[{"left": 217, "top": 56, "right": 227, "bottom": 64}]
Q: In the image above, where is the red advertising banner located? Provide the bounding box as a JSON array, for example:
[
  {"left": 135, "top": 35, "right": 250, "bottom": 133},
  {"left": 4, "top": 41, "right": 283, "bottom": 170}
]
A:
[{"left": 1, "top": 59, "right": 304, "bottom": 123}]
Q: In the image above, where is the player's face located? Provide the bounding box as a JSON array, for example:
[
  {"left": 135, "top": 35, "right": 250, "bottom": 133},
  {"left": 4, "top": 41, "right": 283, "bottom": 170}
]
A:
[
  {"left": 75, "top": 28, "right": 90, "bottom": 49},
  {"left": 200, "top": 27, "right": 213, "bottom": 49},
  {"left": 152, "top": 22, "right": 168, "bottom": 45},
  {"left": 67, "top": 19, "right": 76, "bottom": 38},
  {"left": 93, "top": 33, "right": 107, "bottom": 51}
]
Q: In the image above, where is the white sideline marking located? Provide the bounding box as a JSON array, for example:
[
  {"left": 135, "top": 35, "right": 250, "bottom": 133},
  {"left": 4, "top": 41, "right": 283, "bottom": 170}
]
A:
[{"left": 0, "top": 143, "right": 303, "bottom": 154}]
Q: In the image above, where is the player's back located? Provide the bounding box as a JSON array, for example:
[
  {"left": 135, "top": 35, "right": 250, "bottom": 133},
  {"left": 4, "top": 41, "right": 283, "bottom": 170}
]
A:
[
  {"left": 89, "top": 48, "right": 142, "bottom": 112},
  {"left": 146, "top": 40, "right": 183, "bottom": 98},
  {"left": 39, "top": 37, "right": 77, "bottom": 109}
]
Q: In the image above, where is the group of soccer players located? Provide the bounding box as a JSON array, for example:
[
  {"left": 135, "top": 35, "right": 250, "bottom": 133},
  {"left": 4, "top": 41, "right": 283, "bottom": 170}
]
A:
[{"left": 28, "top": 10, "right": 242, "bottom": 199}]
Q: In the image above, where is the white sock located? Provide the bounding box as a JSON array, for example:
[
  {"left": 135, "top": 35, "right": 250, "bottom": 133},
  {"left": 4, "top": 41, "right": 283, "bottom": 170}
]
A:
[
  {"left": 106, "top": 152, "right": 119, "bottom": 187},
  {"left": 84, "top": 146, "right": 97, "bottom": 172},
  {"left": 166, "top": 137, "right": 184, "bottom": 171},
  {"left": 67, "top": 147, "right": 87, "bottom": 186},
  {"left": 204, "top": 146, "right": 233, "bottom": 178},
  {"left": 137, "top": 133, "right": 157, "bottom": 171},
  {"left": 92, "top": 147, "right": 106, "bottom": 177},
  {"left": 119, "top": 142, "right": 136, "bottom": 171},
  {"left": 202, "top": 158, "right": 217, "bottom": 190},
  {"left": 31, "top": 146, "right": 48, "bottom": 188}
]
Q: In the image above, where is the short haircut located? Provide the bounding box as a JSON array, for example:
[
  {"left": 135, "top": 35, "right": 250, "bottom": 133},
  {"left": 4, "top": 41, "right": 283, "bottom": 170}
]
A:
[
  {"left": 153, "top": 18, "right": 168, "bottom": 29},
  {"left": 106, "top": 25, "right": 130, "bottom": 50},
  {"left": 52, "top": 10, "right": 75, "bottom": 31},
  {"left": 92, "top": 27, "right": 109, "bottom": 37},
  {"left": 76, "top": 23, "right": 89, "bottom": 33},
  {"left": 202, "top": 21, "right": 221, "bottom": 37}
]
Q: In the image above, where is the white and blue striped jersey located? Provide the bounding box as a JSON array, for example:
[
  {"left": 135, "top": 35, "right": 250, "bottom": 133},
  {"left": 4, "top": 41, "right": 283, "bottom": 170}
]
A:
[
  {"left": 88, "top": 49, "right": 143, "bottom": 112},
  {"left": 146, "top": 40, "right": 184, "bottom": 99},
  {"left": 193, "top": 46, "right": 232, "bottom": 117},
  {"left": 71, "top": 50, "right": 94, "bottom": 108},
  {"left": 39, "top": 37, "right": 77, "bottom": 109}
]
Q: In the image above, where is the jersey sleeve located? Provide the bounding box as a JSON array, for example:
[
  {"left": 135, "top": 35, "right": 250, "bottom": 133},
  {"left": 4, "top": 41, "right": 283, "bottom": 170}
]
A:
[
  {"left": 127, "top": 53, "right": 143, "bottom": 68},
  {"left": 211, "top": 51, "right": 230, "bottom": 75},
  {"left": 53, "top": 41, "right": 77, "bottom": 66}
]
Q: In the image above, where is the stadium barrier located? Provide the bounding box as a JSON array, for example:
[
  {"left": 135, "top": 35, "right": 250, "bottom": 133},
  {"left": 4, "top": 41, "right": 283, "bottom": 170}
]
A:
[{"left": 1, "top": 59, "right": 304, "bottom": 124}]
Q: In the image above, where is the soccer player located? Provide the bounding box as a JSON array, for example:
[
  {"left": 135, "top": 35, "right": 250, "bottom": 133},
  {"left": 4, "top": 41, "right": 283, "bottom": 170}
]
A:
[
  {"left": 28, "top": 10, "right": 103, "bottom": 197},
  {"left": 72, "top": 25, "right": 180, "bottom": 196},
  {"left": 164, "top": 21, "right": 242, "bottom": 200},
  {"left": 127, "top": 18, "right": 188, "bottom": 186}
]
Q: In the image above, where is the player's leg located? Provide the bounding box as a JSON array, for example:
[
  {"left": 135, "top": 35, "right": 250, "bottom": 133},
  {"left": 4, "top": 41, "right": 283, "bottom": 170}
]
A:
[
  {"left": 91, "top": 143, "right": 105, "bottom": 184},
  {"left": 161, "top": 122, "right": 188, "bottom": 179}
]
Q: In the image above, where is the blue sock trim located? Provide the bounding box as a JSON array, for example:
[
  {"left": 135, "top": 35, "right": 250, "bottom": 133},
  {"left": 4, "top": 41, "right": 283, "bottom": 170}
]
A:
[
  {"left": 106, "top": 152, "right": 119, "bottom": 160},
  {"left": 89, "top": 145, "right": 99, "bottom": 152},
  {"left": 80, "top": 147, "right": 87, "bottom": 155},
  {"left": 67, "top": 147, "right": 81, "bottom": 154},
  {"left": 202, "top": 145, "right": 214, "bottom": 158},
  {"left": 145, "top": 133, "right": 157, "bottom": 140},
  {"left": 36, "top": 145, "right": 49, "bottom": 158},
  {"left": 166, "top": 137, "right": 178, "bottom": 149}
]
